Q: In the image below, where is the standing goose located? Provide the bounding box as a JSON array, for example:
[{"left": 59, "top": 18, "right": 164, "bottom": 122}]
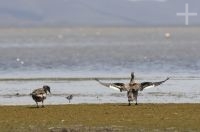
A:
[
  {"left": 95, "top": 72, "right": 169, "bottom": 106},
  {"left": 31, "top": 85, "right": 51, "bottom": 108}
]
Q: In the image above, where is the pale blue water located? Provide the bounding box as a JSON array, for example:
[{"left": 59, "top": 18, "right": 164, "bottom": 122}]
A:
[{"left": 0, "top": 27, "right": 200, "bottom": 105}]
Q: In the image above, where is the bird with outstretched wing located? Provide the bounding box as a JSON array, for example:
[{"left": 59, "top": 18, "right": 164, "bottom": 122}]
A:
[{"left": 95, "top": 72, "right": 169, "bottom": 106}]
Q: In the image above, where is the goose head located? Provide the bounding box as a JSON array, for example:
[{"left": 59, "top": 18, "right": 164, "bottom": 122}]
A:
[{"left": 43, "top": 85, "right": 51, "bottom": 94}]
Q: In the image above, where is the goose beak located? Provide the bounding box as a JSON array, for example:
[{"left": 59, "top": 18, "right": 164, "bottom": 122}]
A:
[{"left": 48, "top": 89, "right": 51, "bottom": 94}]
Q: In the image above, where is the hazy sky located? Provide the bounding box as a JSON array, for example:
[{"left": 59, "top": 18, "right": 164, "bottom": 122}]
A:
[{"left": 0, "top": 0, "right": 199, "bottom": 27}]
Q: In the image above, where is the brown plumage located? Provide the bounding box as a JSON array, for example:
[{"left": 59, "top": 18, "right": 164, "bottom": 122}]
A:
[
  {"left": 95, "top": 72, "right": 169, "bottom": 106},
  {"left": 31, "top": 85, "right": 51, "bottom": 108}
]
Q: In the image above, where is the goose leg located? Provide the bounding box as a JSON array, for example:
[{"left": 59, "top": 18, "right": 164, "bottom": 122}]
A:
[
  {"left": 128, "top": 101, "right": 131, "bottom": 106},
  {"left": 127, "top": 91, "right": 133, "bottom": 106},
  {"left": 42, "top": 100, "right": 44, "bottom": 108},
  {"left": 41, "top": 95, "right": 45, "bottom": 108},
  {"left": 133, "top": 91, "right": 138, "bottom": 105},
  {"left": 36, "top": 102, "right": 39, "bottom": 108},
  {"left": 135, "top": 97, "right": 138, "bottom": 105}
]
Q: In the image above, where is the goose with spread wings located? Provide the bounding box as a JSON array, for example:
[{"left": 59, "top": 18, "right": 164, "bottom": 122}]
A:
[{"left": 95, "top": 72, "right": 169, "bottom": 106}]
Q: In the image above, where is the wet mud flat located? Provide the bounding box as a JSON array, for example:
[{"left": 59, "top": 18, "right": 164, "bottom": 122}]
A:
[{"left": 0, "top": 103, "right": 200, "bottom": 132}]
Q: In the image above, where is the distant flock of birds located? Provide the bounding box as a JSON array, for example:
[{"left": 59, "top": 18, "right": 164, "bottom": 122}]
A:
[{"left": 30, "top": 72, "right": 169, "bottom": 108}]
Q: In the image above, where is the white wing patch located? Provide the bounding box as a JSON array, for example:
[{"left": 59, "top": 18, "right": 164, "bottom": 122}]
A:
[
  {"left": 144, "top": 84, "right": 155, "bottom": 89},
  {"left": 36, "top": 93, "right": 47, "bottom": 98},
  {"left": 109, "top": 85, "right": 121, "bottom": 91}
]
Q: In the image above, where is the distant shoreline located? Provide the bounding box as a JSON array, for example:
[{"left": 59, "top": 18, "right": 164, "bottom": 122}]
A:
[{"left": 1, "top": 76, "right": 200, "bottom": 81}]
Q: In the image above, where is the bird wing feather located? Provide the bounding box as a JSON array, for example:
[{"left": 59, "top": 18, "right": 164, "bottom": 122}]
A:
[
  {"left": 140, "top": 77, "right": 169, "bottom": 91},
  {"left": 32, "top": 88, "right": 46, "bottom": 95},
  {"left": 95, "top": 79, "right": 127, "bottom": 92}
]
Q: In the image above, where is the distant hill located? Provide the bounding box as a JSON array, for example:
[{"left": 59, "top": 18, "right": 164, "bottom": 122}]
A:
[{"left": 0, "top": 0, "right": 199, "bottom": 27}]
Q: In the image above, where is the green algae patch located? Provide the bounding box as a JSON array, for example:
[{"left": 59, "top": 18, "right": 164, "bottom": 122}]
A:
[{"left": 0, "top": 104, "right": 200, "bottom": 132}]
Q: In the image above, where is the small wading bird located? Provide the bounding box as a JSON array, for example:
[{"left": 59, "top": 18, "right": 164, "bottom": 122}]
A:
[
  {"left": 31, "top": 85, "right": 51, "bottom": 108},
  {"left": 66, "top": 95, "right": 73, "bottom": 103},
  {"left": 95, "top": 73, "right": 169, "bottom": 106}
]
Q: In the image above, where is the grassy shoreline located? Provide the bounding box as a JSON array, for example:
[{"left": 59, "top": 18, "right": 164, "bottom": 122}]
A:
[{"left": 0, "top": 103, "right": 200, "bottom": 132}]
